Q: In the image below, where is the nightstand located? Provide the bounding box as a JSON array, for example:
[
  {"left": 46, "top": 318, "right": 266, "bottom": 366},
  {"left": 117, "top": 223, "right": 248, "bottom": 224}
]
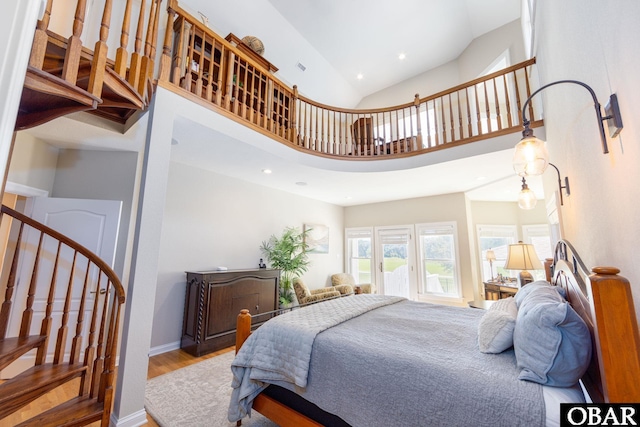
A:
[{"left": 483, "top": 280, "right": 519, "bottom": 300}]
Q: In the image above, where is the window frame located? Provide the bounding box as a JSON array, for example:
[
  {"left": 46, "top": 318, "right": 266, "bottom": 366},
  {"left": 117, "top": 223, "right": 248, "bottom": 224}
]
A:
[{"left": 415, "top": 222, "right": 461, "bottom": 299}]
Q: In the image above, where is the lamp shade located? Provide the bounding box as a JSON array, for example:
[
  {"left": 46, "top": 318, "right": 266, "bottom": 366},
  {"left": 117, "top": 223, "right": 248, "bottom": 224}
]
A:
[
  {"left": 485, "top": 249, "right": 496, "bottom": 261},
  {"left": 504, "top": 242, "right": 543, "bottom": 271},
  {"left": 513, "top": 135, "right": 549, "bottom": 176},
  {"left": 518, "top": 187, "right": 538, "bottom": 209}
]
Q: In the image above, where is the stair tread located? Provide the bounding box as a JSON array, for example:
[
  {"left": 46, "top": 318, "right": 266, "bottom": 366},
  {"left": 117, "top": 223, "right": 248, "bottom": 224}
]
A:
[
  {"left": 0, "top": 335, "right": 47, "bottom": 371},
  {"left": 15, "top": 395, "right": 104, "bottom": 427},
  {"left": 0, "top": 362, "right": 87, "bottom": 419}
]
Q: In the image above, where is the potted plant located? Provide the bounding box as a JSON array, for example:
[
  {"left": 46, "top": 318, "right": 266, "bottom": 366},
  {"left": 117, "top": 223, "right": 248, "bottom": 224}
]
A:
[{"left": 260, "top": 226, "right": 311, "bottom": 307}]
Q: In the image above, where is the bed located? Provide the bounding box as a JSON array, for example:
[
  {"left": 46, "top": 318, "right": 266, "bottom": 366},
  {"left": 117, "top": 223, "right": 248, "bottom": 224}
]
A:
[{"left": 228, "top": 240, "right": 640, "bottom": 426}]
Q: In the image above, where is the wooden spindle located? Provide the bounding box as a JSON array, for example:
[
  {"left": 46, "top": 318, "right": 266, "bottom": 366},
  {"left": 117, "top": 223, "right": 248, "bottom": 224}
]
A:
[
  {"left": 482, "top": 81, "right": 491, "bottom": 133},
  {"left": 129, "top": 0, "right": 146, "bottom": 89},
  {"left": 70, "top": 259, "right": 92, "bottom": 364},
  {"left": 79, "top": 274, "right": 102, "bottom": 396},
  {"left": 513, "top": 69, "right": 522, "bottom": 126},
  {"left": 215, "top": 44, "right": 224, "bottom": 106},
  {"left": 114, "top": 0, "right": 134, "bottom": 77},
  {"left": 290, "top": 85, "right": 298, "bottom": 143},
  {"left": 88, "top": 0, "right": 113, "bottom": 97},
  {"left": 474, "top": 84, "right": 482, "bottom": 136},
  {"left": 194, "top": 30, "right": 204, "bottom": 97},
  {"left": 29, "top": 0, "right": 53, "bottom": 68},
  {"left": 440, "top": 97, "right": 448, "bottom": 144},
  {"left": 503, "top": 74, "right": 512, "bottom": 128},
  {"left": 35, "top": 241, "right": 63, "bottom": 365},
  {"left": 492, "top": 78, "right": 502, "bottom": 131},
  {"left": 159, "top": 2, "right": 176, "bottom": 82},
  {"left": 465, "top": 88, "right": 472, "bottom": 139},
  {"left": 138, "top": 0, "right": 158, "bottom": 95},
  {"left": 205, "top": 36, "right": 215, "bottom": 102},
  {"left": 456, "top": 91, "right": 463, "bottom": 141},
  {"left": 149, "top": 0, "right": 162, "bottom": 76},
  {"left": 62, "top": 0, "right": 88, "bottom": 84},
  {"left": 90, "top": 279, "right": 111, "bottom": 398},
  {"left": 0, "top": 222, "right": 24, "bottom": 339},
  {"left": 19, "top": 232, "right": 45, "bottom": 338},
  {"left": 240, "top": 63, "right": 249, "bottom": 119},
  {"left": 224, "top": 51, "right": 235, "bottom": 110},
  {"left": 54, "top": 252, "right": 78, "bottom": 364}
]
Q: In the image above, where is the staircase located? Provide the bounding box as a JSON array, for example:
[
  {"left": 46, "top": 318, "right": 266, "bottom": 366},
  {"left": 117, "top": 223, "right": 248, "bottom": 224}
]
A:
[
  {"left": 16, "top": 0, "right": 163, "bottom": 131},
  {"left": 0, "top": 205, "right": 125, "bottom": 426}
]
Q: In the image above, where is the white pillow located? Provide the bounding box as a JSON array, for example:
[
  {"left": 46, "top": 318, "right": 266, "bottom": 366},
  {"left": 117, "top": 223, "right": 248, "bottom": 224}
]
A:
[{"left": 478, "top": 297, "right": 518, "bottom": 354}]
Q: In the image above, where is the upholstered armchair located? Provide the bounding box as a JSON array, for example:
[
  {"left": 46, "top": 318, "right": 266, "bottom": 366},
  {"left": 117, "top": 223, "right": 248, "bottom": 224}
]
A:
[
  {"left": 331, "top": 273, "right": 376, "bottom": 294},
  {"left": 293, "top": 278, "right": 341, "bottom": 305}
]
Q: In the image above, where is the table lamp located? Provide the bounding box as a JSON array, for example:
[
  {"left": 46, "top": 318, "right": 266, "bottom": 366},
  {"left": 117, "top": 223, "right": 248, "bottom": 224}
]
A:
[
  {"left": 504, "top": 242, "right": 542, "bottom": 287},
  {"left": 485, "top": 249, "right": 496, "bottom": 281}
]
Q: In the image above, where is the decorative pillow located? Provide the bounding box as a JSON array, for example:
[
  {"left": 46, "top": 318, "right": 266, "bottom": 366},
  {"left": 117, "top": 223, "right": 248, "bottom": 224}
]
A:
[
  {"left": 513, "top": 284, "right": 591, "bottom": 387},
  {"left": 478, "top": 297, "right": 518, "bottom": 353}
]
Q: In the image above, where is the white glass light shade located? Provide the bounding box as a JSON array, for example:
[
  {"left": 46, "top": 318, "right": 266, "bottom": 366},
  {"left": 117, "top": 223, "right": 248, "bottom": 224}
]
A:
[
  {"left": 513, "top": 135, "right": 549, "bottom": 176},
  {"left": 518, "top": 187, "right": 537, "bottom": 210}
]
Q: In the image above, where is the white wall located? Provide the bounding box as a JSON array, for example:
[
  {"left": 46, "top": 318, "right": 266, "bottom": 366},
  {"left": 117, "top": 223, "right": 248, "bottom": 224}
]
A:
[
  {"left": 344, "top": 192, "right": 474, "bottom": 303},
  {"left": 534, "top": 0, "right": 640, "bottom": 319},
  {"left": 357, "top": 19, "right": 527, "bottom": 110},
  {"left": 7, "top": 133, "right": 58, "bottom": 193},
  {"left": 52, "top": 149, "right": 138, "bottom": 280},
  {"left": 151, "top": 161, "right": 344, "bottom": 349}
]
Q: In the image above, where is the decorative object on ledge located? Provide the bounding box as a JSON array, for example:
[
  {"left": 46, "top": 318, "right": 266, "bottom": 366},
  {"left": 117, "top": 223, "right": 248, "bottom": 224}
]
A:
[
  {"left": 512, "top": 80, "right": 623, "bottom": 177},
  {"left": 225, "top": 33, "right": 278, "bottom": 73},
  {"left": 549, "top": 163, "right": 570, "bottom": 205},
  {"left": 517, "top": 177, "right": 537, "bottom": 210},
  {"left": 241, "top": 35, "right": 265, "bottom": 56},
  {"left": 504, "top": 241, "right": 543, "bottom": 286}
]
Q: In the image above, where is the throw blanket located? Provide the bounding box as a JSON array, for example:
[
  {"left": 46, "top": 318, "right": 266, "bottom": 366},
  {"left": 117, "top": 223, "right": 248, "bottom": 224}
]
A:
[{"left": 228, "top": 294, "right": 405, "bottom": 421}]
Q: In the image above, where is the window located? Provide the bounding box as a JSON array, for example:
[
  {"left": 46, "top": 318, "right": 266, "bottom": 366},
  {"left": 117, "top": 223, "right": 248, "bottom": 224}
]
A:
[
  {"left": 344, "top": 227, "right": 373, "bottom": 285},
  {"left": 476, "top": 225, "right": 518, "bottom": 282},
  {"left": 522, "top": 224, "right": 552, "bottom": 280},
  {"left": 416, "top": 222, "right": 460, "bottom": 298}
]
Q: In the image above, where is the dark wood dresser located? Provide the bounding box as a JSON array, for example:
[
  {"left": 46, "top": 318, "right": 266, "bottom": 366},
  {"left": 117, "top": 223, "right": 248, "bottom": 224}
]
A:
[{"left": 181, "top": 268, "right": 279, "bottom": 356}]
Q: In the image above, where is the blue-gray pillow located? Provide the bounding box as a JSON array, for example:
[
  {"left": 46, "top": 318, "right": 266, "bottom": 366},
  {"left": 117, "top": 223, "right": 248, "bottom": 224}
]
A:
[
  {"left": 513, "top": 284, "right": 591, "bottom": 387},
  {"left": 478, "top": 297, "right": 518, "bottom": 353}
]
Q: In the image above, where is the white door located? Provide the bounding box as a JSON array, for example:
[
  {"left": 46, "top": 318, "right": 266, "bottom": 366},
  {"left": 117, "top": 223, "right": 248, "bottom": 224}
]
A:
[
  {"left": 1, "top": 196, "right": 122, "bottom": 378},
  {"left": 374, "top": 226, "right": 417, "bottom": 299}
]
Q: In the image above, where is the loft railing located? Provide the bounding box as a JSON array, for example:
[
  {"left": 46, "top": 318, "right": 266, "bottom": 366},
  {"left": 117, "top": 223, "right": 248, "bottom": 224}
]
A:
[{"left": 158, "top": 1, "right": 543, "bottom": 160}]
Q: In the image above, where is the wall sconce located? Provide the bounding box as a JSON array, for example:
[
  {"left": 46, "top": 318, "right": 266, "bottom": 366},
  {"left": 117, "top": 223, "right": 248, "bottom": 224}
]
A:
[
  {"left": 513, "top": 80, "right": 623, "bottom": 177},
  {"left": 549, "top": 163, "right": 570, "bottom": 205},
  {"left": 517, "top": 177, "right": 537, "bottom": 210}
]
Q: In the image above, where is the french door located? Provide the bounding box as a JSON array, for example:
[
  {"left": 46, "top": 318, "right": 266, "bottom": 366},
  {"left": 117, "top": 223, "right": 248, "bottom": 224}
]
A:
[{"left": 374, "top": 226, "right": 417, "bottom": 299}]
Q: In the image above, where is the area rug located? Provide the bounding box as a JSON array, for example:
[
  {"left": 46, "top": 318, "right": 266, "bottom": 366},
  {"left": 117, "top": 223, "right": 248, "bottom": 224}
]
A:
[{"left": 145, "top": 350, "right": 277, "bottom": 426}]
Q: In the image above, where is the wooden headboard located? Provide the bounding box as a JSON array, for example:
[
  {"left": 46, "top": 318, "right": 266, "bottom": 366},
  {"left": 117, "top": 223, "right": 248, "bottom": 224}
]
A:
[{"left": 548, "top": 240, "right": 640, "bottom": 403}]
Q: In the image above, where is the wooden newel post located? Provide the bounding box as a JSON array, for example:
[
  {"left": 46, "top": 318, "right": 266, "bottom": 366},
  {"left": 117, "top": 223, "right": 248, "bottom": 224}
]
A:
[
  {"left": 236, "top": 309, "right": 251, "bottom": 353},
  {"left": 289, "top": 85, "right": 298, "bottom": 143},
  {"left": 589, "top": 266, "right": 640, "bottom": 402},
  {"left": 158, "top": 5, "right": 176, "bottom": 82}
]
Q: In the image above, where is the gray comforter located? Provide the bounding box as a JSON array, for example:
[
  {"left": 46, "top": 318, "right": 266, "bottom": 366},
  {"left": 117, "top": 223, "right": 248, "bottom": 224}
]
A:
[{"left": 229, "top": 295, "right": 545, "bottom": 427}]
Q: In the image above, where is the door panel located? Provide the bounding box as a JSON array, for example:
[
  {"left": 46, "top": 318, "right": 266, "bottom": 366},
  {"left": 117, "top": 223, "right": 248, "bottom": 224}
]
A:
[{"left": 375, "top": 226, "right": 416, "bottom": 299}]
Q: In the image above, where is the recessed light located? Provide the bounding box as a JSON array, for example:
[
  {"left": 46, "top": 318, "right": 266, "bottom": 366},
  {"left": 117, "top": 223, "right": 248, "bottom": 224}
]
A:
[
  {"left": 398, "top": 53, "right": 406, "bottom": 60},
  {"left": 356, "top": 73, "right": 363, "bottom": 80},
  {"left": 262, "top": 169, "right": 272, "bottom": 174},
  {"left": 295, "top": 181, "right": 307, "bottom": 186}
]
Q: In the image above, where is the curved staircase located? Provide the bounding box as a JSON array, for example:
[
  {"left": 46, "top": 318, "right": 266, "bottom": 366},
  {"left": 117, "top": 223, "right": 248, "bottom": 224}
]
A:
[{"left": 0, "top": 205, "right": 125, "bottom": 426}]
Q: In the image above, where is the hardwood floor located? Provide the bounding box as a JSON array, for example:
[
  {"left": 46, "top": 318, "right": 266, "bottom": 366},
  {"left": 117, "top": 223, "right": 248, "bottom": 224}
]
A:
[{"left": 3, "top": 346, "right": 235, "bottom": 426}]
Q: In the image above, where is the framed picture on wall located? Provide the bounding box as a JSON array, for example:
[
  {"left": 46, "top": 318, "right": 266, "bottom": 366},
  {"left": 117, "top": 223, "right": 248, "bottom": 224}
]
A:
[{"left": 304, "top": 224, "right": 329, "bottom": 254}]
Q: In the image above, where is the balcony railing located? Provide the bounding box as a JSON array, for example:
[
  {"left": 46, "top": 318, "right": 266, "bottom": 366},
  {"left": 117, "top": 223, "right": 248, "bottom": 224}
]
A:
[{"left": 158, "top": 0, "right": 543, "bottom": 160}]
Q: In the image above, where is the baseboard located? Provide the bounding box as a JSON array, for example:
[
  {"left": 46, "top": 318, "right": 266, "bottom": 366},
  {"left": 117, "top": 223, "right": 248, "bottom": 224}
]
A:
[
  {"left": 148, "top": 340, "right": 180, "bottom": 356},
  {"left": 110, "top": 408, "right": 147, "bottom": 427}
]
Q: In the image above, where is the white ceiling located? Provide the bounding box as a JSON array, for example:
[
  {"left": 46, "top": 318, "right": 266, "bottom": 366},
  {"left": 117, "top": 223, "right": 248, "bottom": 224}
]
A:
[
  {"left": 264, "top": 0, "right": 522, "bottom": 99},
  {"left": 21, "top": 0, "right": 543, "bottom": 208}
]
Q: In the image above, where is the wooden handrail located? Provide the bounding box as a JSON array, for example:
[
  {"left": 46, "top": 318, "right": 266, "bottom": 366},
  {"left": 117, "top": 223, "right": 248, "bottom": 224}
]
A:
[{"left": 160, "top": 1, "right": 542, "bottom": 160}]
